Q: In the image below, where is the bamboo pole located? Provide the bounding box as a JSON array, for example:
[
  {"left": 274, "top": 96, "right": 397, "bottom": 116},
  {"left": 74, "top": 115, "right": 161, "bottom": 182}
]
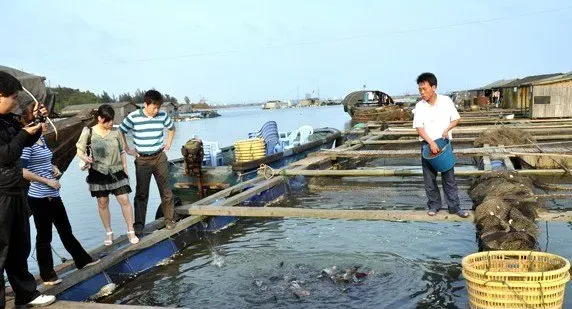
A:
[
  {"left": 368, "top": 118, "right": 572, "bottom": 126},
  {"left": 350, "top": 135, "right": 572, "bottom": 145},
  {"left": 186, "top": 206, "right": 572, "bottom": 222},
  {"left": 277, "top": 168, "right": 569, "bottom": 177},
  {"left": 370, "top": 128, "right": 572, "bottom": 136},
  {"left": 318, "top": 146, "right": 572, "bottom": 159}
]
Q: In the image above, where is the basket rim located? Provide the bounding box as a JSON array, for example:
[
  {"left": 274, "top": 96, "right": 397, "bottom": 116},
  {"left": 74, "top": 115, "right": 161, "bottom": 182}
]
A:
[
  {"left": 463, "top": 269, "right": 570, "bottom": 287},
  {"left": 462, "top": 251, "right": 571, "bottom": 277}
]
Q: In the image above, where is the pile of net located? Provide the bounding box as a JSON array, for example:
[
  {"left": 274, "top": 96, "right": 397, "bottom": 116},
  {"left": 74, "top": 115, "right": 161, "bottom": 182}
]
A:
[
  {"left": 469, "top": 171, "right": 540, "bottom": 251},
  {"left": 473, "top": 127, "right": 535, "bottom": 147},
  {"left": 355, "top": 105, "right": 413, "bottom": 121}
]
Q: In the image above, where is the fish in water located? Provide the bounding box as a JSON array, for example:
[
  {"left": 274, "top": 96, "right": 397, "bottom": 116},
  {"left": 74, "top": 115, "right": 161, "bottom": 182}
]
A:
[
  {"left": 289, "top": 280, "right": 310, "bottom": 298},
  {"left": 319, "top": 265, "right": 373, "bottom": 284}
]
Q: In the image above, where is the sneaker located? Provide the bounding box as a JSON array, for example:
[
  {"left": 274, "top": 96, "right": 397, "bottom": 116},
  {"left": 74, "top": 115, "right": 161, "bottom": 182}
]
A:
[
  {"left": 43, "top": 278, "right": 62, "bottom": 286},
  {"left": 165, "top": 220, "right": 176, "bottom": 230},
  {"left": 27, "top": 294, "right": 56, "bottom": 307}
]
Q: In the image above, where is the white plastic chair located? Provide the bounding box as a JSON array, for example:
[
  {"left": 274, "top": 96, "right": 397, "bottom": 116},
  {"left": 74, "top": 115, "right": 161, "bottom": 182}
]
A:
[
  {"left": 298, "top": 125, "right": 314, "bottom": 144},
  {"left": 281, "top": 129, "right": 300, "bottom": 150},
  {"left": 202, "top": 141, "right": 222, "bottom": 166}
]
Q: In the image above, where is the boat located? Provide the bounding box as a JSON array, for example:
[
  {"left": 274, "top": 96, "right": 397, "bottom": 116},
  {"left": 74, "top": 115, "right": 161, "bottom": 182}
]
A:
[
  {"left": 19, "top": 126, "right": 343, "bottom": 303},
  {"left": 341, "top": 90, "right": 413, "bottom": 122},
  {"left": 262, "top": 100, "right": 283, "bottom": 109},
  {"left": 169, "top": 125, "right": 342, "bottom": 199}
]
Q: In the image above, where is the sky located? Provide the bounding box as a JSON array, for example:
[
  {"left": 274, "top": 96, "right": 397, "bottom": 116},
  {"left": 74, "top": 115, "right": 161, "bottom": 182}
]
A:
[{"left": 3, "top": 0, "right": 572, "bottom": 104}]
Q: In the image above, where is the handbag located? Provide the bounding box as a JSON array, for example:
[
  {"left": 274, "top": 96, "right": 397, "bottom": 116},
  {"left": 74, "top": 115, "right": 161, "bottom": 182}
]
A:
[{"left": 79, "top": 127, "right": 93, "bottom": 171}]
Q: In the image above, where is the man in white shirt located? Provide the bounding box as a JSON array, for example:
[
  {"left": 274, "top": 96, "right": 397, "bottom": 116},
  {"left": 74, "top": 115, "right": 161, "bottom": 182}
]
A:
[{"left": 413, "top": 72, "right": 468, "bottom": 218}]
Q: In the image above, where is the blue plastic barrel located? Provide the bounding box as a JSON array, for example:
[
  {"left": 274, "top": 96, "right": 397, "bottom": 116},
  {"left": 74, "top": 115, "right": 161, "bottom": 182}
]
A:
[{"left": 422, "top": 138, "right": 456, "bottom": 172}]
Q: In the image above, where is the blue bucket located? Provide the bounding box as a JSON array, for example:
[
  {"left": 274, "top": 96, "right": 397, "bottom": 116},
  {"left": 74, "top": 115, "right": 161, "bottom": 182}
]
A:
[{"left": 422, "top": 138, "right": 456, "bottom": 172}]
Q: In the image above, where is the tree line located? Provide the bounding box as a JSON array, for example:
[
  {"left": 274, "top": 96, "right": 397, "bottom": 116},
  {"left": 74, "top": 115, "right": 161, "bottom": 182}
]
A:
[{"left": 49, "top": 86, "right": 182, "bottom": 112}]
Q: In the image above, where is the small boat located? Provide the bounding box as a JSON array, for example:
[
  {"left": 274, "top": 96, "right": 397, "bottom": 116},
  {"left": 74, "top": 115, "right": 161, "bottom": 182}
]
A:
[
  {"left": 169, "top": 124, "right": 342, "bottom": 199},
  {"left": 262, "top": 100, "right": 283, "bottom": 109},
  {"left": 342, "top": 90, "right": 412, "bottom": 122}
]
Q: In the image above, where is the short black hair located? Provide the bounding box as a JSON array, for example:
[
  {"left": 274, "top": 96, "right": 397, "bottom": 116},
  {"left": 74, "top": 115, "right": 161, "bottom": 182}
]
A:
[
  {"left": 97, "top": 104, "right": 115, "bottom": 122},
  {"left": 416, "top": 72, "right": 438, "bottom": 87},
  {"left": 144, "top": 90, "right": 163, "bottom": 106},
  {"left": 0, "top": 71, "right": 23, "bottom": 97}
]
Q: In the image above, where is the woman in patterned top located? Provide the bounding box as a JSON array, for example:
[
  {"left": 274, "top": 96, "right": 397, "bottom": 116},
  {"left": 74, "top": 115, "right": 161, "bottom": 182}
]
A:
[
  {"left": 22, "top": 119, "right": 100, "bottom": 286},
  {"left": 76, "top": 104, "right": 139, "bottom": 246}
]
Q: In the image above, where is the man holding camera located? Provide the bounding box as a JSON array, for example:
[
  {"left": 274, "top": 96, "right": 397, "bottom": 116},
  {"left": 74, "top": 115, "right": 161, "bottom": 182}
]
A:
[{"left": 0, "top": 71, "right": 55, "bottom": 308}]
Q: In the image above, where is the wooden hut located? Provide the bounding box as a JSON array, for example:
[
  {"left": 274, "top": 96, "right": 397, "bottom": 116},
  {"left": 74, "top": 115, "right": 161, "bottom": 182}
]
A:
[
  {"left": 498, "top": 73, "right": 562, "bottom": 110},
  {"left": 528, "top": 72, "right": 572, "bottom": 118}
]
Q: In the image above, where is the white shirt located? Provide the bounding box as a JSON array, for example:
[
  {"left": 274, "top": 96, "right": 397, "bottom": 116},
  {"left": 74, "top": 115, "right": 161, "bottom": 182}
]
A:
[{"left": 412, "top": 94, "right": 460, "bottom": 141}]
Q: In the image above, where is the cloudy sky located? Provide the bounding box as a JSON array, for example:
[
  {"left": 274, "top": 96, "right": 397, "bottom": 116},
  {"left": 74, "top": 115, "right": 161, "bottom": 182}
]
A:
[{"left": 3, "top": 0, "right": 571, "bottom": 103}]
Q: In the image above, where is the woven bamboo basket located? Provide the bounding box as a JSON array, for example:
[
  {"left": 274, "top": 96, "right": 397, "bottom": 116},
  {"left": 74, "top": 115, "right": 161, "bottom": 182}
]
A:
[{"left": 462, "top": 251, "right": 570, "bottom": 309}]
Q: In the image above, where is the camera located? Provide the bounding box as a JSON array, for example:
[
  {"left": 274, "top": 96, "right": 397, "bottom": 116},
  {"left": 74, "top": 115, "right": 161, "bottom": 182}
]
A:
[{"left": 26, "top": 110, "right": 46, "bottom": 126}]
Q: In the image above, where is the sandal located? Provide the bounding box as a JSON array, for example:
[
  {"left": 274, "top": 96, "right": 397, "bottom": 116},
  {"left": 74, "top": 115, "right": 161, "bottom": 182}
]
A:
[
  {"left": 127, "top": 231, "right": 140, "bottom": 244},
  {"left": 427, "top": 210, "right": 437, "bottom": 216},
  {"left": 104, "top": 231, "right": 113, "bottom": 246},
  {"left": 455, "top": 210, "right": 470, "bottom": 218}
]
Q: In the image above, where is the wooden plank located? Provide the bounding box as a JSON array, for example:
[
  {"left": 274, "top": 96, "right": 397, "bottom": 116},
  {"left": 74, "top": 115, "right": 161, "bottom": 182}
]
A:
[
  {"left": 482, "top": 144, "right": 492, "bottom": 171},
  {"left": 318, "top": 146, "right": 572, "bottom": 159},
  {"left": 278, "top": 168, "right": 569, "bottom": 177},
  {"left": 186, "top": 206, "right": 572, "bottom": 222},
  {"left": 371, "top": 128, "right": 572, "bottom": 136},
  {"left": 367, "top": 118, "right": 572, "bottom": 126},
  {"left": 483, "top": 156, "right": 492, "bottom": 171},
  {"left": 510, "top": 152, "right": 572, "bottom": 158}
]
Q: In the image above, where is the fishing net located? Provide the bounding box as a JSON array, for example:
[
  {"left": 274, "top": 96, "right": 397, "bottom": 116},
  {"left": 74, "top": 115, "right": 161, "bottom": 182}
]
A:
[
  {"left": 470, "top": 172, "right": 540, "bottom": 251},
  {"left": 473, "top": 127, "right": 536, "bottom": 147},
  {"left": 355, "top": 105, "right": 413, "bottom": 121}
]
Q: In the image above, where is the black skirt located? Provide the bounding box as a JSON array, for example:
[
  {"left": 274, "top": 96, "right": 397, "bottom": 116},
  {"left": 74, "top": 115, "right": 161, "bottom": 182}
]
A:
[{"left": 86, "top": 169, "right": 132, "bottom": 198}]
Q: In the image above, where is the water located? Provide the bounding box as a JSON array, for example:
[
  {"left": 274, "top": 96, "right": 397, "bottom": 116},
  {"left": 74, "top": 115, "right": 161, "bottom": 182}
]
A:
[
  {"left": 27, "top": 105, "right": 572, "bottom": 308},
  {"left": 29, "top": 106, "right": 352, "bottom": 270},
  {"left": 104, "top": 184, "right": 572, "bottom": 308}
]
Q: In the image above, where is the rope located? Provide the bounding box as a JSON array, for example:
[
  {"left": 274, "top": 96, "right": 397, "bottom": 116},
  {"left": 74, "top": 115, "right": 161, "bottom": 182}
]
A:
[
  {"left": 52, "top": 248, "right": 68, "bottom": 264},
  {"left": 482, "top": 251, "right": 547, "bottom": 309},
  {"left": 30, "top": 245, "right": 68, "bottom": 264},
  {"left": 545, "top": 221, "right": 550, "bottom": 253},
  {"left": 259, "top": 164, "right": 276, "bottom": 179}
]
